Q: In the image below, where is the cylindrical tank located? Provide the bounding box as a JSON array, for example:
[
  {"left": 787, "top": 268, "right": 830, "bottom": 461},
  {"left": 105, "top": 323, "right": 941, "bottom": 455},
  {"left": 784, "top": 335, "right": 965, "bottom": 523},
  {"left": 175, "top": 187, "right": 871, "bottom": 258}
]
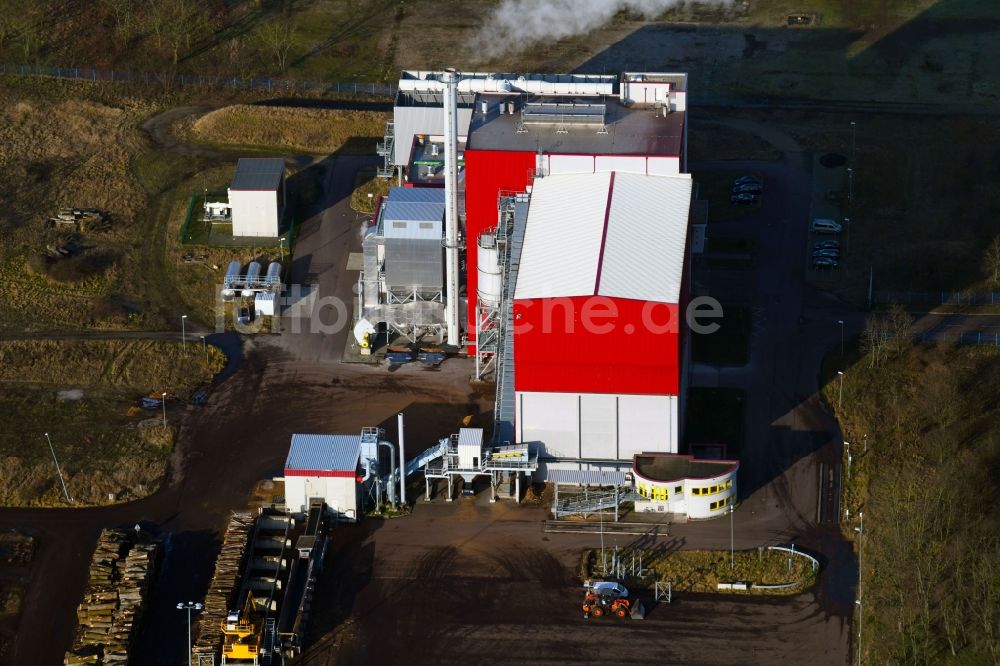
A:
[
  {"left": 477, "top": 233, "right": 502, "bottom": 307},
  {"left": 221, "top": 260, "right": 241, "bottom": 299},
  {"left": 265, "top": 261, "right": 282, "bottom": 287},
  {"left": 242, "top": 261, "right": 262, "bottom": 297}
]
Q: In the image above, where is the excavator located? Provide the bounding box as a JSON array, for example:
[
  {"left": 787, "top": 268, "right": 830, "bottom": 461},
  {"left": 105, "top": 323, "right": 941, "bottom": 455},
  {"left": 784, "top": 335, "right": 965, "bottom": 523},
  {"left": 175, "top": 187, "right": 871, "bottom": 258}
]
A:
[
  {"left": 582, "top": 580, "right": 645, "bottom": 619},
  {"left": 221, "top": 592, "right": 262, "bottom": 664}
]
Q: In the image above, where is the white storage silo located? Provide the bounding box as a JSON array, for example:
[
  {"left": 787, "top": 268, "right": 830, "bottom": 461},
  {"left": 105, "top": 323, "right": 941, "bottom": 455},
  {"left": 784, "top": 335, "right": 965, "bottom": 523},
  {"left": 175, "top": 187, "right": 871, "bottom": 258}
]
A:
[
  {"left": 476, "top": 234, "right": 502, "bottom": 308},
  {"left": 265, "top": 261, "right": 282, "bottom": 289},
  {"left": 242, "top": 261, "right": 262, "bottom": 297},
  {"left": 221, "top": 260, "right": 242, "bottom": 300}
]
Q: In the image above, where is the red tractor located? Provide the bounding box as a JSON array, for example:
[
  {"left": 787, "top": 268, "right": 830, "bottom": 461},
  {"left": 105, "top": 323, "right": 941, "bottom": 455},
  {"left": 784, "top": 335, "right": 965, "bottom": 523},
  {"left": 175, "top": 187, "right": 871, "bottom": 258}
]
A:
[{"left": 582, "top": 581, "right": 644, "bottom": 619}]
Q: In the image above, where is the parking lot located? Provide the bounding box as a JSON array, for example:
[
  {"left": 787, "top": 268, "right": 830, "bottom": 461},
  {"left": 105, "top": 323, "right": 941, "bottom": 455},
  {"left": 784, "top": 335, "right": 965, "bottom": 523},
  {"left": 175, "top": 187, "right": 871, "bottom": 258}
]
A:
[{"left": 299, "top": 500, "right": 851, "bottom": 666}]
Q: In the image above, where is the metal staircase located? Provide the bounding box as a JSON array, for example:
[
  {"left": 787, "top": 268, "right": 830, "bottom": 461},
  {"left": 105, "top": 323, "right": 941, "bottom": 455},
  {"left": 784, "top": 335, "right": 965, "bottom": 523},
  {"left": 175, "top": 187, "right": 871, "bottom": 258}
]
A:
[
  {"left": 376, "top": 122, "right": 395, "bottom": 178},
  {"left": 492, "top": 194, "right": 529, "bottom": 443},
  {"left": 556, "top": 490, "right": 622, "bottom": 515},
  {"left": 260, "top": 618, "right": 276, "bottom": 665}
]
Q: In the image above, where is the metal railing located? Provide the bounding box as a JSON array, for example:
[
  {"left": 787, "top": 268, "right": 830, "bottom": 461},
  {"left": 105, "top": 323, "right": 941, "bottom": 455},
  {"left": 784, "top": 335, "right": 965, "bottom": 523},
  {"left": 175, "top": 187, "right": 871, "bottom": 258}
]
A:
[
  {"left": 912, "top": 331, "right": 1000, "bottom": 346},
  {"left": 873, "top": 290, "right": 1000, "bottom": 305},
  {"left": 0, "top": 62, "right": 398, "bottom": 97}
]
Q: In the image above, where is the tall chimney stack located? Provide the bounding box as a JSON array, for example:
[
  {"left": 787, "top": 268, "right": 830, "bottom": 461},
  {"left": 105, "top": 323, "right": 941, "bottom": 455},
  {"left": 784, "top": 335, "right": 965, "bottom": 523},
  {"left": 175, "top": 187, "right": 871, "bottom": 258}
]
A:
[{"left": 442, "top": 68, "right": 461, "bottom": 347}]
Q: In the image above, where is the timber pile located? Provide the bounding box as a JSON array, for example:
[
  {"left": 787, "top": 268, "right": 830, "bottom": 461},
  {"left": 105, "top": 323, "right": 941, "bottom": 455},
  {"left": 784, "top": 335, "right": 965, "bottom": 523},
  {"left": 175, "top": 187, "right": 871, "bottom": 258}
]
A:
[
  {"left": 192, "top": 511, "right": 255, "bottom": 659},
  {"left": 63, "top": 530, "right": 159, "bottom": 666}
]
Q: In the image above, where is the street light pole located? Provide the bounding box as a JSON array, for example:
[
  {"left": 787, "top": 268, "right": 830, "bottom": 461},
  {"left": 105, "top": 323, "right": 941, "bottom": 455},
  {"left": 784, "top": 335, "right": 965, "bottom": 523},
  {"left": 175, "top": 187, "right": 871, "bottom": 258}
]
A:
[
  {"left": 850, "top": 121, "right": 856, "bottom": 165},
  {"left": 161, "top": 392, "right": 168, "bottom": 427},
  {"left": 44, "top": 433, "right": 72, "bottom": 504},
  {"left": 279, "top": 237, "right": 286, "bottom": 263},
  {"left": 838, "top": 371, "right": 845, "bottom": 410},
  {"left": 855, "top": 511, "right": 864, "bottom": 665},
  {"left": 181, "top": 314, "right": 188, "bottom": 348},
  {"left": 838, "top": 319, "right": 845, "bottom": 356},
  {"left": 845, "top": 441, "right": 851, "bottom": 478},
  {"left": 200, "top": 335, "right": 207, "bottom": 362},
  {"left": 176, "top": 601, "right": 203, "bottom": 666},
  {"left": 730, "top": 503, "right": 735, "bottom": 570},
  {"left": 847, "top": 168, "right": 854, "bottom": 204}
]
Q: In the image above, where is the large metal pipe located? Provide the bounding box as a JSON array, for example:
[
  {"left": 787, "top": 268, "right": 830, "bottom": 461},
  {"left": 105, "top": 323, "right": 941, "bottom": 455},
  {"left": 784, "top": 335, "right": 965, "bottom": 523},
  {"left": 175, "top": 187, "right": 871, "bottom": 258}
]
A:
[
  {"left": 378, "top": 441, "right": 396, "bottom": 508},
  {"left": 398, "top": 412, "right": 406, "bottom": 506},
  {"left": 442, "top": 68, "right": 461, "bottom": 347}
]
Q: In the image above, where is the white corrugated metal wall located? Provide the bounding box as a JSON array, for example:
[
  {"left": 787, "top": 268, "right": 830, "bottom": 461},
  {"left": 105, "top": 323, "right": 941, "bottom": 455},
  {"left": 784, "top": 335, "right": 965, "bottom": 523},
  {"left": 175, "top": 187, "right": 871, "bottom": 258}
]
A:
[
  {"left": 516, "top": 391, "right": 678, "bottom": 461},
  {"left": 284, "top": 475, "right": 360, "bottom": 520},
  {"left": 542, "top": 155, "right": 682, "bottom": 177},
  {"left": 393, "top": 105, "right": 473, "bottom": 166},
  {"left": 229, "top": 189, "right": 279, "bottom": 237}
]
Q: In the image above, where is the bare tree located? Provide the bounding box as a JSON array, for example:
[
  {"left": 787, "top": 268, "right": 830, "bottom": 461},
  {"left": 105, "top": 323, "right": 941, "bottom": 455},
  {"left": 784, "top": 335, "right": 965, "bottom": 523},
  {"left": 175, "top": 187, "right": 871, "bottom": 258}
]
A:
[
  {"left": 255, "top": 19, "right": 296, "bottom": 72},
  {"left": 982, "top": 236, "right": 1000, "bottom": 288},
  {"left": 885, "top": 303, "right": 912, "bottom": 356},
  {"left": 159, "top": 0, "right": 207, "bottom": 65},
  {"left": 6, "top": 4, "right": 44, "bottom": 62},
  {"left": 0, "top": 6, "right": 17, "bottom": 53},
  {"left": 101, "top": 0, "right": 137, "bottom": 46},
  {"left": 861, "top": 314, "right": 889, "bottom": 368}
]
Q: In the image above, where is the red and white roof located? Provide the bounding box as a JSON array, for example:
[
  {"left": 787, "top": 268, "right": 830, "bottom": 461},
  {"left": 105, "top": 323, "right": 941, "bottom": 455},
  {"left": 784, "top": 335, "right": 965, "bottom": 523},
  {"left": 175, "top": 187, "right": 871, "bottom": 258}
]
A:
[
  {"left": 513, "top": 171, "right": 692, "bottom": 304},
  {"left": 285, "top": 434, "right": 361, "bottom": 478}
]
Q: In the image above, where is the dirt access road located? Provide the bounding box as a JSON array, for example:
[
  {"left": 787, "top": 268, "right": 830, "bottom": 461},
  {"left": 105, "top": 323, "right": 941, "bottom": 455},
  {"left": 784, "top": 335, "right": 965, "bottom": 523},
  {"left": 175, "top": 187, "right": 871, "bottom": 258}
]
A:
[{"left": 0, "top": 103, "right": 491, "bottom": 665}]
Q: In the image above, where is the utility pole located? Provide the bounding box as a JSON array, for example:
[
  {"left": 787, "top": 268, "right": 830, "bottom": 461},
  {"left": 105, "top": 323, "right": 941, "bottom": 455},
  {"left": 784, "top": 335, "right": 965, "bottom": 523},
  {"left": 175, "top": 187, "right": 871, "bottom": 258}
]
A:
[{"left": 44, "top": 433, "right": 72, "bottom": 504}]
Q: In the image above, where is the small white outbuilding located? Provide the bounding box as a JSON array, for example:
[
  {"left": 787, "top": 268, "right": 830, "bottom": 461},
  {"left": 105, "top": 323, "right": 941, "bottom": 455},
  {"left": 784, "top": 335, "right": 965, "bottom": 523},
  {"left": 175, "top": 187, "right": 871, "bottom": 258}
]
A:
[
  {"left": 228, "top": 157, "right": 286, "bottom": 238},
  {"left": 283, "top": 434, "right": 362, "bottom": 521}
]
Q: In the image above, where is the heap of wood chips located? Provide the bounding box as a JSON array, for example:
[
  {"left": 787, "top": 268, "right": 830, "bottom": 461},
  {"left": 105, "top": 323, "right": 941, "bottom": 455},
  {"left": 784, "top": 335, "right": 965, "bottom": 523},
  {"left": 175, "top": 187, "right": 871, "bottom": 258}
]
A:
[
  {"left": 191, "top": 511, "right": 255, "bottom": 659},
  {"left": 63, "top": 529, "right": 158, "bottom": 665}
]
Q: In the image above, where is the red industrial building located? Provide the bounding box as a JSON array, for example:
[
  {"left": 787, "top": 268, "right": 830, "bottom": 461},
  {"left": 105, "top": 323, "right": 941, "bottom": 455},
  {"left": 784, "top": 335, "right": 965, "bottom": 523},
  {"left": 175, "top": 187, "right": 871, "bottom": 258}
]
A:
[
  {"left": 383, "top": 70, "right": 693, "bottom": 467},
  {"left": 509, "top": 170, "right": 693, "bottom": 463}
]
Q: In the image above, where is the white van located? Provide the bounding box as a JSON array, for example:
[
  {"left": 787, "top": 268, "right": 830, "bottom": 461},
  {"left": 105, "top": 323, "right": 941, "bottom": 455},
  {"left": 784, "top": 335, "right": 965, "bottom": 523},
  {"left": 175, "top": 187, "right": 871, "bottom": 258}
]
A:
[{"left": 811, "top": 218, "right": 842, "bottom": 233}]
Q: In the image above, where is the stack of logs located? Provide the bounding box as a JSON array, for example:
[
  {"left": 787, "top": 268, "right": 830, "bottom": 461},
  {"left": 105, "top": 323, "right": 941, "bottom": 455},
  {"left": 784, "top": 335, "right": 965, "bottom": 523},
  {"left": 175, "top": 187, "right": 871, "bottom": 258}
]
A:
[
  {"left": 63, "top": 529, "right": 158, "bottom": 665},
  {"left": 192, "top": 511, "right": 255, "bottom": 660}
]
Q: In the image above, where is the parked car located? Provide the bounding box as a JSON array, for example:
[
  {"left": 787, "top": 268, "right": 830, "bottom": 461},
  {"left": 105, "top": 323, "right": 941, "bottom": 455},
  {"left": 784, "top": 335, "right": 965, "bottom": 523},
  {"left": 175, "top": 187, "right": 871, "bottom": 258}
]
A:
[
  {"left": 731, "top": 193, "right": 759, "bottom": 205},
  {"left": 813, "top": 256, "right": 839, "bottom": 269},
  {"left": 813, "top": 240, "right": 840, "bottom": 250},
  {"left": 733, "top": 175, "right": 760, "bottom": 186},
  {"left": 732, "top": 183, "right": 763, "bottom": 195},
  {"left": 811, "top": 218, "right": 843, "bottom": 233},
  {"left": 812, "top": 249, "right": 840, "bottom": 259}
]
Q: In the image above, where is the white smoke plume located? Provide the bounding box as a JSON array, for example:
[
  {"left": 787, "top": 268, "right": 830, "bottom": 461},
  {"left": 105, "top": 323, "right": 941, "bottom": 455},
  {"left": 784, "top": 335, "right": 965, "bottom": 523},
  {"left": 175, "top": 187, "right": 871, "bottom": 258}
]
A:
[{"left": 473, "top": 0, "right": 728, "bottom": 59}]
